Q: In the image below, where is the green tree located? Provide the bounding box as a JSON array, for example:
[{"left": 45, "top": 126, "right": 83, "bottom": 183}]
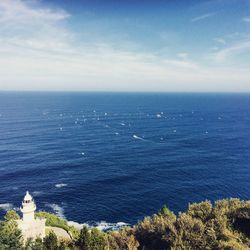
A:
[
  {"left": 4, "top": 210, "right": 20, "bottom": 221},
  {"left": 76, "top": 226, "right": 91, "bottom": 250},
  {"left": 43, "top": 231, "right": 58, "bottom": 250},
  {"left": 134, "top": 212, "right": 177, "bottom": 250},
  {"left": 158, "top": 205, "right": 176, "bottom": 220},
  {"left": 89, "top": 228, "right": 106, "bottom": 250},
  {"left": 57, "top": 240, "right": 67, "bottom": 250},
  {"left": 23, "top": 237, "right": 43, "bottom": 250},
  {"left": 0, "top": 211, "right": 23, "bottom": 250},
  {"left": 187, "top": 200, "right": 212, "bottom": 221},
  {"left": 107, "top": 228, "right": 139, "bottom": 250},
  {"left": 33, "top": 238, "right": 43, "bottom": 250}
]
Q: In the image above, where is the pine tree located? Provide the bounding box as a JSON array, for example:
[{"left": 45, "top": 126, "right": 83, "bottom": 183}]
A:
[{"left": 43, "top": 231, "right": 58, "bottom": 250}]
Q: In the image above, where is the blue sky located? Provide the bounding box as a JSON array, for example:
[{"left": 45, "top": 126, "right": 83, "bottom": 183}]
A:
[{"left": 0, "top": 0, "right": 250, "bottom": 92}]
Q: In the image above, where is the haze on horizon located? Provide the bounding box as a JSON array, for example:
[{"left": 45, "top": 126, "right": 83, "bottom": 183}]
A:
[{"left": 0, "top": 0, "right": 250, "bottom": 92}]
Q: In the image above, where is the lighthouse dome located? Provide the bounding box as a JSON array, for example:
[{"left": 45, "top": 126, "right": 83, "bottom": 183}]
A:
[{"left": 23, "top": 191, "right": 33, "bottom": 202}]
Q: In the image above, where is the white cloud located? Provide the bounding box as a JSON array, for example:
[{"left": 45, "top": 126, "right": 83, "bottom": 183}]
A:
[
  {"left": 0, "top": 0, "right": 69, "bottom": 22},
  {"left": 211, "top": 47, "right": 219, "bottom": 51},
  {"left": 0, "top": 0, "right": 202, "bottom": 91},
  {"left": 0, "top": 0, "right": 250, "bottom": 92},
  {"left": 0, "top": 0, "right": 72, "bottom": 53},
  {"left": 211, "top": 40, "right": 250, "bottom": 62},
  {"left": 191, "top": 12, "right": 215, "bottom": 23},
  {"left": 213, "top": 38, "right": 226, "bottom": 45},
  {"left": 243, "top": 16, "right": 250, "bottom": 22},
  {"left": 177, "top": 53, "right": 189, "bottom": 59}
]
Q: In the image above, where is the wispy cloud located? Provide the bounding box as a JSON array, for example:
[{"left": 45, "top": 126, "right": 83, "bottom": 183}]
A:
[
  {"left": 191, "top": 12, "right": 216, "bottom": 23},
  {"left": 243, "top": 16, "right": 250, "bottom": 22},
  {"left": 211, "top": 40, "right": 250, "bottom": 62},
  {"left": 177, "top": 53, "right": 189, "bottom": 59},
  {"left": 0, "top": 0, "right": 250, "bottom": 92},
  {"left": 213, "top": 38, "right": 226, "bottom": 45},
  {"left": 0, "top": 0, "right": 70, "bottom": 22},
  {"left": 0, "top": 0, "right": 201, "bottom": 91},
  {"left": 0, "top": 0, "right": 72, "bottom": 52}
]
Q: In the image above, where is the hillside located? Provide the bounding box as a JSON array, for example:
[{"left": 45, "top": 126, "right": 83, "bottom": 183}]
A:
[{"left": 0, "top": 198, "right": 250, "bottom": 249}]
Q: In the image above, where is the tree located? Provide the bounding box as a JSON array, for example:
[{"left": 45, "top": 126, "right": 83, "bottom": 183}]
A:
[
  {"left": 23, "top": 237, "right": 43, "bottom": 250},
  {"left": 43, "top": 231, "right": 58, "bottom": 250},
  {"left": 158, "top": 205, "right": 176, "bottom": 220},
  {"left": 107, "top": 228, "right": 139, "bottom": 250},
  {"left": 187, "top": 200, "right": 212, "bottom": 221},
  {"left": 89, "top": 228, "right": 106, "bottom": 250},
  {"left": 134, "top": 213, "right": 177, "bottom": 250},
  {"left": 4, "top": 210, "right": 20, "bottom": 221},
  {"left": 0, "top": 211, "right": 23, "bottom": 250},
  {"left": 76, "top": 226, "right": 91, "bottom": 250},
  {"left": 58, "top": 240, "right": 67, "bottom": 250},
  {"left": 32, "top": 238, "right": 44, "bottom": 250}
]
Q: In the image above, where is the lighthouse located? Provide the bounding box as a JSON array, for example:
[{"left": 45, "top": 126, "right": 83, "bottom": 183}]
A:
[
  {"left": 20, "top": 191, "right": 36, "bottom": 222},
  {"left": 17, "top": 191, "right": 46, "bottom": 240}
]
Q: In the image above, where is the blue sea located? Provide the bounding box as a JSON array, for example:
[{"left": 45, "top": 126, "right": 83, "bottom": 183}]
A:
[{"left": 0, "top": 92, "right": 250, "bottom": 228}]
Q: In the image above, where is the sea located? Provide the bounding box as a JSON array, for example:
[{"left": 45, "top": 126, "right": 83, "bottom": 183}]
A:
[{"left": 0, "top": 92, "right": 250, "bottom": 229}]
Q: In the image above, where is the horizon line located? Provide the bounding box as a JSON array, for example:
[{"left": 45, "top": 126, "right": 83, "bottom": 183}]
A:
[{"left": 0, "top": 90, "right": 250, "bottom": 95}]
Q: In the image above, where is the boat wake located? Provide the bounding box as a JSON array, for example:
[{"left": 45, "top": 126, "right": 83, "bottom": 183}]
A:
[
  {"left": 55, "top": 183, "right": 68, "bottom": 188},
  {"left": 133, "top": 134, "right": 145, "bottom": 141}
]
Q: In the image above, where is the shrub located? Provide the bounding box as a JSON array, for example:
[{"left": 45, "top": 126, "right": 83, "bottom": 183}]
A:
[
  {"left": 1, "top": 199, "right": 250, "bottom": 249},
  {"left": 0, "top": 210, "right": 23, "bottom": 249},
  {"left": 36, "top": 212, "right": 79, "bottom": 239}
]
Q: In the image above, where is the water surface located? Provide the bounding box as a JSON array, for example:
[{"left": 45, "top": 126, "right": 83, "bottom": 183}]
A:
[{"left": 0, "top": 92, "right": 249, "bottom": 226}]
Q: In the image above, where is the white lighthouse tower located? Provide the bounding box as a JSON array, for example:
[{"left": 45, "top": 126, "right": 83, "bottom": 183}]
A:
[
  {"left": 17, "top": 191, "right": 46, "bottom": 240},
  {"left": 20, "top": 191, "right": 36, "bottom": 222}
]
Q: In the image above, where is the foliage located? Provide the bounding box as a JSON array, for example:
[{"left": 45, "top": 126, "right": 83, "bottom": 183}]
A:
[
  {"left": 1, "top": 199, "right": 250, "bottom": 249},
  {"left": 36, "top": 212, "right": 79, "bottom": 239},
  {"left": 107, "top": 228, "right": 139, "bottom": 250},
  {"left": 76, "top": 226, "right": 106, "bottom": 250},
  {"left": 4, "top": 210, "right": 20, "bottom": 221},
  {"left": 134, "top": 210, "right": 177, "bottom": 250},
  {"left": 24, "top": 237, "right": 43, "bottom": 250},
  {"left": 43, "top": 231, "right": 58, "bottom": 250},
  {"left": 88, "top": 228, "right": 106, "bottom": 250},
  {"left": 76, "top": 226, "right": 90, "bottom": 249},
  {"left": 0, "top": 210, "right": 23, "bottom": 250},
  {"left": 134, "top": 198, "right": 250, "bottom": 250}
]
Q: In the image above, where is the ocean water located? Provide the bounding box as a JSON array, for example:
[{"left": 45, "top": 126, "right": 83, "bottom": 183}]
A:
[{"left": 0, "top": 92, "right": 250, "bottom": 227}]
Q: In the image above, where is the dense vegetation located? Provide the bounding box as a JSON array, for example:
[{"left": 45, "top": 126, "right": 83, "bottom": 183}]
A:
[
  {"left": 36, "top": 212, "right": 79, "bottom": 239},
  {"left": 0, "top": 198, "right": 250, "bottom": 249}
]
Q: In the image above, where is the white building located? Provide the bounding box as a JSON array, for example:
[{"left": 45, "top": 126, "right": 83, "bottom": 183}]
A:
[{"left": 17, "top": 191, "right": 46, "bottom": 240}]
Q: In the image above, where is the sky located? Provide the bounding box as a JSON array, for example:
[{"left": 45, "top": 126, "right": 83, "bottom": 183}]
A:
[{"left": 0, "top": 0, "right": 250, "bottom": 92}]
